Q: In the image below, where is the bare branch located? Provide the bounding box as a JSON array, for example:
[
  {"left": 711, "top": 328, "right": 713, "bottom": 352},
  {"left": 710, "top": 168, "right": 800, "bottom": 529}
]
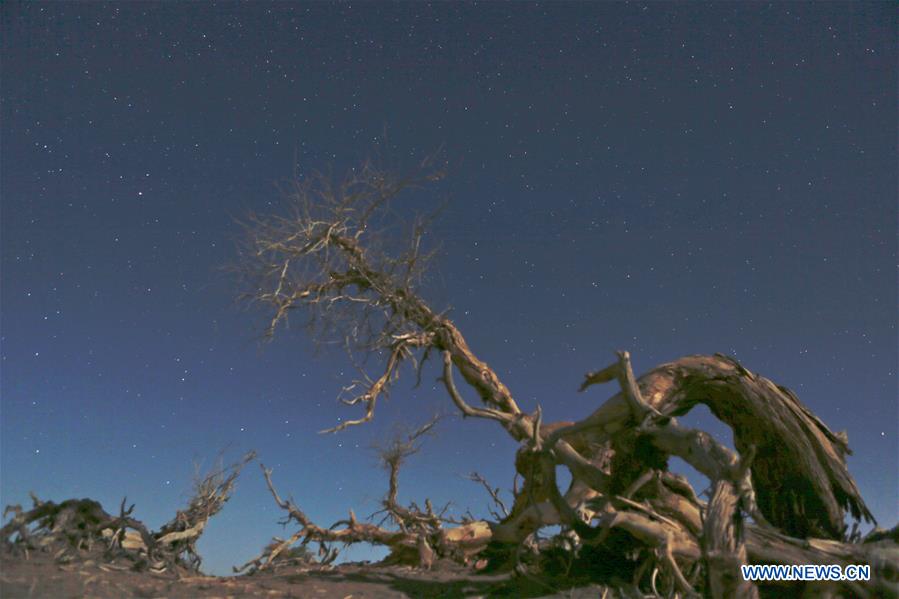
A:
[
  {"left": 440, "top": 351, "right": 515, "bottom": 425},
  {"left": 615, "top": 350, "right": 662, "bottom": 420},
  {"left": 467, "top": 472, "right": 510, "bottom": 519}
]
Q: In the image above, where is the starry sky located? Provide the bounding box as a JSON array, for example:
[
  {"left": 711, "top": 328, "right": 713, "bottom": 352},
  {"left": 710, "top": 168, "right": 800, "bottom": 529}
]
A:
[{"left": 2, "top": 2, "right": 896, "bottom": 576}]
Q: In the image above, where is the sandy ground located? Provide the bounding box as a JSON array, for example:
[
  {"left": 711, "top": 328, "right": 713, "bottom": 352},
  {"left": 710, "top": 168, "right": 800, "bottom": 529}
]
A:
[{"left": 0, "top": 551, "right": 609, "bottom": 598}]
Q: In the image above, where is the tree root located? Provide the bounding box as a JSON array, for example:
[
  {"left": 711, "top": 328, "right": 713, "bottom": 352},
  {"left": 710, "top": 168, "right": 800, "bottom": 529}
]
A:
[{"left": 2, "top": 451, "right": 255, "bottom": 574}]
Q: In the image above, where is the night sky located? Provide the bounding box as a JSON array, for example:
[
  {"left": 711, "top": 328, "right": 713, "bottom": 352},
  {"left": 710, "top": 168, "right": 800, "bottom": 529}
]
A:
[{"left": 2, "top": 2, "right": 896, "bottom": 576}]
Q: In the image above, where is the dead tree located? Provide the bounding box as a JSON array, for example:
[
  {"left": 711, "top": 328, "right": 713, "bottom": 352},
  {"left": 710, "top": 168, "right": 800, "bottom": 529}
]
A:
[
  {"left": 1, "top": 452, "right": 255, "bottom": 574},
  {"left": 237, "top": 157, "right": 896, "bottom": 597}
]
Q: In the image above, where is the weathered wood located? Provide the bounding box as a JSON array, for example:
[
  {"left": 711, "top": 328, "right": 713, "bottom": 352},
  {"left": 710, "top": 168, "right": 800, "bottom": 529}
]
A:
[
  {"left": 2, "top": 452, "right": 255, "bottom": 574},
  {"left": 704, "top": 481, "right": 758, "bottom": 599},
  {"left": 234, "top": 158, "right": 892, "bottom": 595},
  {"left": 573, "top": 354, "right": 873, "bottom": 539}
]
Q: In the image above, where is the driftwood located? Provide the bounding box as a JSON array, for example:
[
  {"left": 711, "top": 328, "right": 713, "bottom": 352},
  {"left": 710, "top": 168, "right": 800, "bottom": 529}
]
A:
[
  {"left": 236, "top": 157, "right": 896, "bottom": 596},
  {"left": 1, "top": 452, "right": 255, "bottom": 574}
]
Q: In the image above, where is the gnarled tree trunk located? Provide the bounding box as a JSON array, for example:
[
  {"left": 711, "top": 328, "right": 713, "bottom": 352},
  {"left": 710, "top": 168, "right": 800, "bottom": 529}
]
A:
[{"left": 235, "top": 157, "right": 895, "bottom": 597}]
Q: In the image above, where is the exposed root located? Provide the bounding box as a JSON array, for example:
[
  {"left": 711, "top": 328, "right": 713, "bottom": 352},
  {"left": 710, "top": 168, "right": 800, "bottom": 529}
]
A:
[{"left": 2, "top": 451, "right": 255, "bottom": 575}]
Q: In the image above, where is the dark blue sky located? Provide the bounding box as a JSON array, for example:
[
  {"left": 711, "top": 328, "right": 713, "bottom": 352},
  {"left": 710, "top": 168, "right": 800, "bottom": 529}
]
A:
[{"left": 2, "top": 2, "right": 895, "bottom": 576}]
